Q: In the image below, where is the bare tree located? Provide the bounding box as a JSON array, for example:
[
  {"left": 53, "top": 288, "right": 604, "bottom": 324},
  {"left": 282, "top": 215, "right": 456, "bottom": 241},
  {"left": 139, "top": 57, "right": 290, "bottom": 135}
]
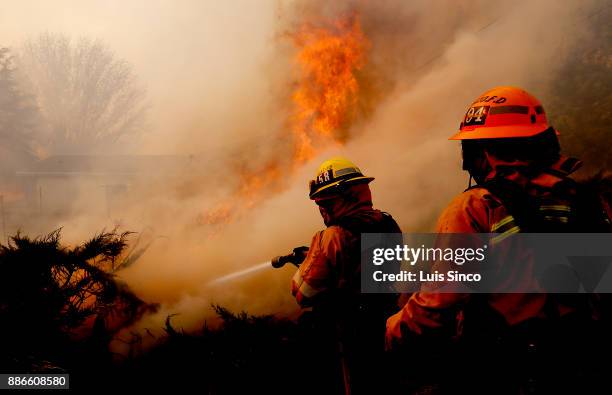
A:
[
  {"left": 18, "top": 33, "right": 147, "bottom": 154},
  {"left": 0, "top": 47, "right": 39, "bottom": 174}
]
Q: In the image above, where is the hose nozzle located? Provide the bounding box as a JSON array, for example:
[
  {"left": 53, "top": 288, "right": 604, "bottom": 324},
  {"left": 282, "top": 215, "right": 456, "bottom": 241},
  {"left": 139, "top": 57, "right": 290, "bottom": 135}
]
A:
[{"left": 271, "top": 246, "right": 309, "bottom": 268}]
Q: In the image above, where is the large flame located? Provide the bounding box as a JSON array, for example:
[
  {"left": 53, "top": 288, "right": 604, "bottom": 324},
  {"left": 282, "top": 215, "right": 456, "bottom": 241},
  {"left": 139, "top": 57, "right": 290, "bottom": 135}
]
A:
[
  {"left": 201, "top": 14, "right": 369, "bottom": 226},
  {"left": 291, "top": 14, "right": 368, "bottom": 164}
]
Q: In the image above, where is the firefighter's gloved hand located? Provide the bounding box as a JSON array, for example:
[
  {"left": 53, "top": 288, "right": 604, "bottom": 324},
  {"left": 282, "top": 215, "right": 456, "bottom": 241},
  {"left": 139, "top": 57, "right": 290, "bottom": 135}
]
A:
[
  {"left": 292, "top": 246, "right": 309, "bottom": 265},
  {"left": 385, "top": 309, "right": 409, "bottom": 351}
]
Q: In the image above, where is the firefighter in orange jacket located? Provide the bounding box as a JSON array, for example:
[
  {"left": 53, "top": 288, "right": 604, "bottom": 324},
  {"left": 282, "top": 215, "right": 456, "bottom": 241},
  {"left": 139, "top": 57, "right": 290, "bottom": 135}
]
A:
[
  {"left": 385, "top": 86, "right": 600, "bottom": 392},
  {"left": 292, "top": 157, "right": 401, "bottom": 308},
  {"left": 292, "top": 157, "right": 401, "bottom": 393}
]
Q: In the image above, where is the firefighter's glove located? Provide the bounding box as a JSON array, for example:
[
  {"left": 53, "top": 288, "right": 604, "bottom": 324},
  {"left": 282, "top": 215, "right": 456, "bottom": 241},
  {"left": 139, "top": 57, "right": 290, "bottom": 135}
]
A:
[
  {"left": 292, "top": 246, "right": 309, "bottom": 265},
  {"left": 385, "top": 309, "right": 409, "bottom": 351}
]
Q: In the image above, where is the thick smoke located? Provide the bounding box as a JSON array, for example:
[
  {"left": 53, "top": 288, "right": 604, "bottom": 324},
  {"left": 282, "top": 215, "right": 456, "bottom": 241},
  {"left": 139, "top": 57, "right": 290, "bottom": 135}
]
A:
[{"left": 0, "top": 0, "right": 607, "bottom": 351}]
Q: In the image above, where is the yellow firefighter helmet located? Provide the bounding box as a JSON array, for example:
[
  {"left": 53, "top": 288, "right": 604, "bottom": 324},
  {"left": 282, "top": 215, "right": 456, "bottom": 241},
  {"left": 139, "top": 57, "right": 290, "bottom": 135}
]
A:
[{"left": 309, "top": 157, "right": 374, "bottom": 199}]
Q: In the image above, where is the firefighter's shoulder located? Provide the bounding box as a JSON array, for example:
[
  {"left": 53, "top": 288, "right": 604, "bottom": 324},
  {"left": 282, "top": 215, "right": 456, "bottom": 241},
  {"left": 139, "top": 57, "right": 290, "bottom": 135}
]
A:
[
  {"left": 436, "top": 187, "right": 502, "bottom": 232},
  {"left": 316, "top": 225, "right": 351, "bottom": 253},
  {"left": 320, "top": 225, "right": 351, "bottom": 242}
]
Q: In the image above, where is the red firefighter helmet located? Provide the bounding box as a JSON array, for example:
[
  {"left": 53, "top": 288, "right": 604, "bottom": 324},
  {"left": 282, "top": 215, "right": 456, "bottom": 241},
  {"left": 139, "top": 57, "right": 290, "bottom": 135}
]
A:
[{"left": 450, "top": 86, "right": 554, "bottom": 140}]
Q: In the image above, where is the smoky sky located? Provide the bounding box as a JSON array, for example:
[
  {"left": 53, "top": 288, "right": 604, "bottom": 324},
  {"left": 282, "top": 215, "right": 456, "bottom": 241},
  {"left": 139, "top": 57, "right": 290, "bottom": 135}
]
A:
[{"left": 0, "top": 0, "right": 607, "bottom": 349}]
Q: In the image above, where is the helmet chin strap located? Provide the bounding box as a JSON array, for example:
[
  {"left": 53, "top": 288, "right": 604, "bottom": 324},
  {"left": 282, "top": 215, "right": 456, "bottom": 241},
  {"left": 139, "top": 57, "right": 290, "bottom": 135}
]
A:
[
  {"left": 469, "top": 171, "right": 488, "bottom": 186},
  {"left": 465, "top": 166, "right": 491, "bottom": 188},
  {"left": 463, "top": 148, "right": 491, "bottom": 187}
]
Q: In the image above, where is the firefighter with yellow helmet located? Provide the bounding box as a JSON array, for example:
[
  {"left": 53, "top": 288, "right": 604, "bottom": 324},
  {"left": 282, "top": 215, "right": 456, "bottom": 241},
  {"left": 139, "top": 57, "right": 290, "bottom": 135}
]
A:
[
  {"left": 291, "top": 156, "right": 401, "bottom": 394},
  {"left": 292, "top": 157, "right": 401, "bottom": 305}
]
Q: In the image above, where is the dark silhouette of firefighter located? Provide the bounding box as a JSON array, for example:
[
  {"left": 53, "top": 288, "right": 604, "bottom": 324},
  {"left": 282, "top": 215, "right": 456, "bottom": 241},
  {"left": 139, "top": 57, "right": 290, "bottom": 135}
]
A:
[
  {"left": 386, "top": 86, "right": 612, "bottom": 394},
  {"left": 289, "top": 157, "right": 401, "bottom": 394}
]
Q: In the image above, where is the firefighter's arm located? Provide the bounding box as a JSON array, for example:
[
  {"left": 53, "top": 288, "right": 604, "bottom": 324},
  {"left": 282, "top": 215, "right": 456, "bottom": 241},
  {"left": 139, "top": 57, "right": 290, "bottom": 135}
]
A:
[
  {"left": 291, "top": 230, "right": 337, "bottom": 307},
  {"left": 386, "top": 292, "right": 468, "bottom": 350},
  {"left": 386, "top": 191, "right": 488, "bottom": 349}
]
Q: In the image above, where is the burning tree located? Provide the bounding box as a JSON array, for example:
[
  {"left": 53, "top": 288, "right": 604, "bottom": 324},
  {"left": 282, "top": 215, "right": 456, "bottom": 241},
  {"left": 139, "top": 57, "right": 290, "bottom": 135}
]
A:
[
  {"left": 0, "top": 229, "right": 157, "bottom": 371},
  {"left": 17, "top": 33, "right": 147, "bottom": 155}
]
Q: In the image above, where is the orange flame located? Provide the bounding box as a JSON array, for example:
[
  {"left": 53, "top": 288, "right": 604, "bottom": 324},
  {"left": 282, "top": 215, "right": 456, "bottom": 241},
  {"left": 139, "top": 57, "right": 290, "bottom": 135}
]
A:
[
  {"left": 200, "top": 14, "right": 368, "bottom": 226},
  {"left": 291, "top": 14, "right": 368, "bottom": 164}
]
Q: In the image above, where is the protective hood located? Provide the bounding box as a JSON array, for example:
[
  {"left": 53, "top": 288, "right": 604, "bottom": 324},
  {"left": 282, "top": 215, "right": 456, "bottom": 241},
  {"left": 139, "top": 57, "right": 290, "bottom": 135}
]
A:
[{"left": 317, "top": 183, "right": 380, "bottom": 227}]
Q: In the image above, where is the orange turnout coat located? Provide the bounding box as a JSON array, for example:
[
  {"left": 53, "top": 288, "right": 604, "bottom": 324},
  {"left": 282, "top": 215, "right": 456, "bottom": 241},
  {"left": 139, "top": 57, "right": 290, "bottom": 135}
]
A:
[{"left": 386, "top": 155, "right": 582, "bottom": 345}]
